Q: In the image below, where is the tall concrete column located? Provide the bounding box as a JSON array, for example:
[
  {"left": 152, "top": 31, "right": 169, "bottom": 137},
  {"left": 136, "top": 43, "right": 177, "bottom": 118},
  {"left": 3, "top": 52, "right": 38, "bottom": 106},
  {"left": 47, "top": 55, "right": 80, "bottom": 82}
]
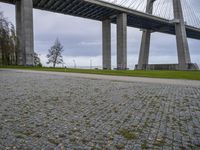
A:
[
  {"left": 173, "top": 0, "right": 191, "bottom": 70},
  {"left": 0, "top": 47, "right": 2, "bottom": 65},
  {"left": 117, "top": 13, "right": 127, "bottom": 70},
  {"left": 137, "top": 0, "right": 155, "bottom": 70},
  {"left": 102, "top": 19, "right": 111, "bottom": 70},
  {"left": 16, "top": 0, "right": 34, "bottom": 66}
]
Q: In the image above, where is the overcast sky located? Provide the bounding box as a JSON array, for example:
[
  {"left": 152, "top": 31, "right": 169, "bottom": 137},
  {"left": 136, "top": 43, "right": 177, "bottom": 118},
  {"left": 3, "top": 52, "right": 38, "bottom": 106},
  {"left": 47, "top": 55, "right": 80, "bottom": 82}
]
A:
[{"left": 0, "top": 0, "right": 200, "bottom": 69}]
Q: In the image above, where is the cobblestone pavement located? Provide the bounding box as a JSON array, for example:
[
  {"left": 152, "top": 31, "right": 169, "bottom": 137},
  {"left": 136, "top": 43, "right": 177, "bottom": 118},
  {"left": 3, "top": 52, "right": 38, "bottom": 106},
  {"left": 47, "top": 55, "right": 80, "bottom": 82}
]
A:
[{"left": 0, "top": 70, "right": 200, "bottom": 150}]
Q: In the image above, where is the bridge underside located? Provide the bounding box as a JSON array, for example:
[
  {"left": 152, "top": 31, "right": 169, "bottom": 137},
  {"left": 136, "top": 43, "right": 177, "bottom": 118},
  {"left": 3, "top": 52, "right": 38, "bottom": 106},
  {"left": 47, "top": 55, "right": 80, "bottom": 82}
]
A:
[
  {"left": 1, "top": 0, "right": 200, "bottom": 40},
  {"left": 0, "top": 0, "right": 199, "bottom": 70}
]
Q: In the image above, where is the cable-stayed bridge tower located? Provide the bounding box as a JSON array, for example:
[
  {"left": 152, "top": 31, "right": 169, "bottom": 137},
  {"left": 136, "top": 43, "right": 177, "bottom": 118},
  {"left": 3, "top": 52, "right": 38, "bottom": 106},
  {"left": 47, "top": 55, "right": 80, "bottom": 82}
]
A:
[
  {"left": 137, "top": 0, "right": 155, "bottom": 70},
  {"left": 136, "top": 0, "right": 198, "bottom": 70},
  {"left": 173, "top": 0, "right": 191, "bottom": 69}
]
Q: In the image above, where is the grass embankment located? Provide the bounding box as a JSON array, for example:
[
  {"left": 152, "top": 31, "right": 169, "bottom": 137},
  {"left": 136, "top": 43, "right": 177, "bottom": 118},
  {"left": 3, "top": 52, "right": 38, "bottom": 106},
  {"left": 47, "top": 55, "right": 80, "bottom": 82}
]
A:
[{"left": 1, "top": 66, "right": 200, "bottom": 80}]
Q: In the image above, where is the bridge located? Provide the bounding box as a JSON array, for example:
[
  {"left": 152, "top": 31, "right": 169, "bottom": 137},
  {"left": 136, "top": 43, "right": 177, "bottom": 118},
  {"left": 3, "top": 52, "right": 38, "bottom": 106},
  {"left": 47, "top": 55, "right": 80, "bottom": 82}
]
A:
[{"left": 0, "top": 0, "right": 200, "bottom": 70}]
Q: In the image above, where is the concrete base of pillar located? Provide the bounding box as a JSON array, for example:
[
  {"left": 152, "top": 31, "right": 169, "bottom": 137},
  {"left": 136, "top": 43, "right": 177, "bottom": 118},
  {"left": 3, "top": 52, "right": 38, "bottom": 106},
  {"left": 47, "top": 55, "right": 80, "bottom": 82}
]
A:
[{"left": 135, "top": 63, "right": 199, "bottom": 70}]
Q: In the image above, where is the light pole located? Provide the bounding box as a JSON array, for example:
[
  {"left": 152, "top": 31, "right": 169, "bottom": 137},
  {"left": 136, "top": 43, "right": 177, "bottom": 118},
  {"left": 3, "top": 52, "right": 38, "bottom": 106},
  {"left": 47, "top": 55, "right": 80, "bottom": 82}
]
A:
[
  {"left": 73, "top": 59, "right": 76, "bottom": 68},
  {"left": 90, "top": 59, "right": 92, "bottom": 69}
]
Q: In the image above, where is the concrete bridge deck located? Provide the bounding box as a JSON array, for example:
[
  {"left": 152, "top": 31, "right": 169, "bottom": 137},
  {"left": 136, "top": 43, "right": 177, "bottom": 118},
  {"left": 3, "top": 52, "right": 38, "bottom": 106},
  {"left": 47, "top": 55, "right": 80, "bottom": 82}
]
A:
[{"left": 1, "top": 0, "right": 200, "bottom": 40}]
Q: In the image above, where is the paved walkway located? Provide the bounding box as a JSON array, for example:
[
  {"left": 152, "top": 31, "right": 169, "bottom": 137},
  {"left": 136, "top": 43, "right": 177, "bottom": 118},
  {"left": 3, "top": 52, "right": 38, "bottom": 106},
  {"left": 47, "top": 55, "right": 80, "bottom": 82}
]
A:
[
  {"left": 2, "top": 69, "right": 200, "bottom": 87},
  {"left": 0, "top": 69, "right": 200, "bottom": 149}
]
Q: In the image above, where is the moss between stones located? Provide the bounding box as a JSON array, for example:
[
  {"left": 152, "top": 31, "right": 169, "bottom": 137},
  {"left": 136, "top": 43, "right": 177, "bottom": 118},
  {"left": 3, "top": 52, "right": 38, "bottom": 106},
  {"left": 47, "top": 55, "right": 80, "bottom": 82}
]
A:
[{"left": 118, "top": 128, "right": 137, "bottom": 140}]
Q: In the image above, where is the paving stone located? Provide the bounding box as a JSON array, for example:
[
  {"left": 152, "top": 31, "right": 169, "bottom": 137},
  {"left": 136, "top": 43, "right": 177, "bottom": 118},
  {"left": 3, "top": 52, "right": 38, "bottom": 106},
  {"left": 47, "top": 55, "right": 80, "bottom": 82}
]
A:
[{"left": 0, "top": 70, "right": 200, "bottom": 149}]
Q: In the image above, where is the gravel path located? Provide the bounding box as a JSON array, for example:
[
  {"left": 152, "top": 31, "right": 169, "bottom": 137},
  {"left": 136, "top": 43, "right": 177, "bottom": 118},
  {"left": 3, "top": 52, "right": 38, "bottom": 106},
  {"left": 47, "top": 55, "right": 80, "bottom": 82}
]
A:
[{"left": 0, "top": 69, "right": 200, "bottom": 149}]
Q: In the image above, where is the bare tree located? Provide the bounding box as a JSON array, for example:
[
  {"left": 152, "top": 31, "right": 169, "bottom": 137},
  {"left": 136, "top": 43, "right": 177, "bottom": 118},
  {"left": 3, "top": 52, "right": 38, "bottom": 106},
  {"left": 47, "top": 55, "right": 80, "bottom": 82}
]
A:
[
  {"left": 0, "top": 11, "right": 18, "bottom": 65},
  {"left": 46, "top": 38, "right": 64, "bottom": 67},
  {"left": 34, "top": 52, "right": 42, "bottom": 67}
]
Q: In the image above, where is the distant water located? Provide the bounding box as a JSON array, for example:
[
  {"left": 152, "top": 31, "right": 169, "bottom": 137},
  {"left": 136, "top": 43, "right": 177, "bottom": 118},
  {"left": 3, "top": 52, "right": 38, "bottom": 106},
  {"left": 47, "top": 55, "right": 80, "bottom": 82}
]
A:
[
  {"left": 76, "top": 66, "right": 102, "bottom": 69},
  {"left": 64, "top": 66, "right": 135, "bottom": 70},
  {"left": 42, "top": 64, "right": 135, "bottom": 70},
  {"left": 69, "top": 64, "right": 200, "bottom": 70},
  {"left": 43, "top": 64, "right": 200, "bottom": 70}
]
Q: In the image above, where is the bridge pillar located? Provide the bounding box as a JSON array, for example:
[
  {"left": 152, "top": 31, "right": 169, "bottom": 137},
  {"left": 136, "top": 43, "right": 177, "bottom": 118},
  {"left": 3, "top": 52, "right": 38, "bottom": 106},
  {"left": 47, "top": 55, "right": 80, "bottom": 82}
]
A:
[
  {"left": 0, "top": 46, "right": 2, "bottom": 65},
  {"left": 137, "top": 0, "right": 155, "bottom": 70},
  {"left": 16, "top": 0, "right": 34, "bottom": 66},
  {"left": 102, "top": 19, "right": 111, "bottom": 70},
  {"left": 117, "top": 13, "right": 127, "bottom": 70},
  {"left": 173, "top": 0, "right": 191, "bottom": 70}
]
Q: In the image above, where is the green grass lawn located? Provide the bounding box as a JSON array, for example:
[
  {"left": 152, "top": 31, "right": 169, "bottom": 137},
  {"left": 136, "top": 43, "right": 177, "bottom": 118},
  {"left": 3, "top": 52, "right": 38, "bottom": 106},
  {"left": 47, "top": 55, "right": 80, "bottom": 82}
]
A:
[{"left": 1, "top": 66, "right": 200, "bottom": 80}]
